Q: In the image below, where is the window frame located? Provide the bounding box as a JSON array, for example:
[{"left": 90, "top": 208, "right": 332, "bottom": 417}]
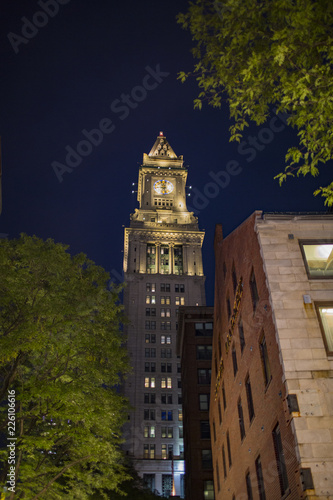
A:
[
  {"left": 299, "top": 239, "right": 333, "bottom": 280},
  {"left": 315, "top": 302, "right": 333, "bottom": 355}
]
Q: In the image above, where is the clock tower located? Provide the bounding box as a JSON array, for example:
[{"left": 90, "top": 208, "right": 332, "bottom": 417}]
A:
[{"left": 123, "top": 133, "right": 206, "bottom": 497}]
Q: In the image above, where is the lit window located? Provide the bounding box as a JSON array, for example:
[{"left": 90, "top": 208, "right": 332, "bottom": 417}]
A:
[
  {"left": 151, "top": 377, "right": 155, "bottom": 388},
  {"left": 161, "top": 308, "right": 165, "bottom": 317},
  {"left": 178, "top": 409, "right": 183, "bottom": 421},
  {"left": 145, "top": 377, "right": 149, "bottom": 388},
  {"left": 161, "top": 335, "right": 166, "bottom": 344},
  {"left": 161, "top": 296, "right": 165, "bottom": 305},
  {"left": 146, "top": 295, "right": 151, "bottom": 304},
  {"left": 166, "top": 335, "right": 171, "bottom": 344},
  {"left": 175, "top": 296, "right": 180, "bottom": 306},
  {"left": 167, "top": 377, "right": 172, "bottom": 389},
  {"left": 300, "top": 241, "right": 333, "bottom": 278},
  {"left": 150, "top": 426, "right": 155, "bottom": 438},
  {"left": 162, "top": 444, "right": 167, "bottom": 459},
  {"left": 316, "top": 305, "right": 333, "bottom": 355},
  {"left": 161, "top": 378, "right": 166, "bottom": 389},
  {"left": 204, "top": 479, "right": 214, "bottom": 497}
]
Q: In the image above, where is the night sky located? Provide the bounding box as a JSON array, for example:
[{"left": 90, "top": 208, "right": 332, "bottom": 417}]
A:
[{"left": 1, "top": 0, "right": 332, "bottom": 306}]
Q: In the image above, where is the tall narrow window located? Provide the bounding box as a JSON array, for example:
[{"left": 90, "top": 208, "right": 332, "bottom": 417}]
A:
[
  {"left": 222, "top": 383, "right": 227, "bottom": 410},
  {"left": 213, "top": 420, "right": 216, "bottom": 442},
  {"left": 218, "top": 399, "right": 222, "bottom": 425},
  {"left": 246, "top": 375, "right": 255, "bottom": 422},
  {"left": 316, "top": 304, "right": 333, "bottom": 355},
  {"left": 260, "top": 334, "right": 272, "bottom": 387},
  {"left": 238, "top": 398, "right": 246, "bottom": 440},
  {"left": 238, "top": 315, "right": 245, "bottom": 352},
  {"left": 226, "top": 431, "right": 232, "bottom": 468},
  {"left": 216, "top": 461, "right": 221, "bottom": 492},
  {"left": 255, "top": 456, "right": 266, "bottom": 500},
  {"left": 232, "top": 345, "right": 238, "bottom": 377},
  {"left": 249, "top": 268, "right": 259, "bottom": 312},
  {"left": 226, "top": 296, "right": 231, "bottom": 319},
  {"left": 272, "top": 423, "right": 289, "bottom": 496},
  {"left": 222, "top": 445, "right": 227, "bottom": 478},
  {"left": 246, "top": 472, "right": 253, "bottom": 500},
  {"left": 232, "top": 262, "right": 237, "bottom": 293}
]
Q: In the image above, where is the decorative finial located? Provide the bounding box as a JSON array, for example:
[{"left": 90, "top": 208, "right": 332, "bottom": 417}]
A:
[{"left": 159, "top": 131, "right": 164, "bottom": 136}]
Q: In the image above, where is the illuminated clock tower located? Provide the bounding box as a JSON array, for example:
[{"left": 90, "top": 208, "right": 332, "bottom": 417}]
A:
[{"left": 123, "top": 133, "right": 206, "bottom": 497}]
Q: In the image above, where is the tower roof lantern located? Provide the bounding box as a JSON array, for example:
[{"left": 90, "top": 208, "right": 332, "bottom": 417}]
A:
[{"left": 148, "top": 132, "right": 178, "bottom": 159}]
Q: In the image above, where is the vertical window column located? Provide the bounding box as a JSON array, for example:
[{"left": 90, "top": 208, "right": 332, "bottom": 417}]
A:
[
  {"left": 169, "top": 243, "right": 174, "bottom": 274},
  {"left": 156, "top": 243, "right": 160, "bottom": 274}
]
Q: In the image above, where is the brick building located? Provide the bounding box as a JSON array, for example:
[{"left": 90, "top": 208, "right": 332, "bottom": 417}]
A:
[
  {"left": 177, "top": 306, "right": 215, "bottom": 500},
  {"left": 211, "top": 211, "right": 333, "bottom": 500}
]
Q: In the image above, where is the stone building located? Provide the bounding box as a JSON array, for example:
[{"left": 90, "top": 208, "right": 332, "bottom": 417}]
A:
[
  {"left": 122, "top": 133, "right": 206, "bottom": 497},
  {"left": 177, "top": 306, "right": 215, "bottom": 500},
  {"left": 211, "top": 211, "right": 333, "bottom": 500}
]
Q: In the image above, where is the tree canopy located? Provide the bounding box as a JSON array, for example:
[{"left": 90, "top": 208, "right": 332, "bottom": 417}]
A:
[
  {"left": 178, "top": 0, "right": 333, "bottom": 204},
  {"left": 0, "top": 235, "right": 130, "bottom": 499}
]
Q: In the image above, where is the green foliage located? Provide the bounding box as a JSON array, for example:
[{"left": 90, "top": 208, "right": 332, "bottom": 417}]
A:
[
  {"left": 177, "top": 0, "right": 333, "bottom": 204},
  {"left": 0, "top": 235, "right": 130, "bottom": 499},
  {"left": 92, "top": 462, "right": 161, "bottom": 499}
]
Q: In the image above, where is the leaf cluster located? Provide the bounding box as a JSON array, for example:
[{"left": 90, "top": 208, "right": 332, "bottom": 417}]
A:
[
  {"left": 178, "top": 0, "right": 333, "bottom": 204},
  {"left": 0, "top": 235, "right": 130, "bottom": 499}
]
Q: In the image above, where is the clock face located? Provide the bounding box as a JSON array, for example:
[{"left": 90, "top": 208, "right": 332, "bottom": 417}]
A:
[{"left": 154, "top": 179, "right": 174, "bottom": 195}]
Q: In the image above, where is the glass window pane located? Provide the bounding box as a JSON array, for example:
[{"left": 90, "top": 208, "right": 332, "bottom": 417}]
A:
[
  {"left": 318, "top": 306, "right": 333, "bottom": 353},
  {"left": 303, "top": 243, "right": 333, "bottom": 277}
]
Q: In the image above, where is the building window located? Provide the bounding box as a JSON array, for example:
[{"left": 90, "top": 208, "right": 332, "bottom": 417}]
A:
[
  {"left": 216, "top": 462, "right": 221, "bottom": 492},
  {"left": 202, "top": 450, "right": 213, "bottom": 470},
  {"left": 161, "top": 427, "right": 173, "bottom": 438},
  {"left": 232, "top": 345, "right": 238, "bottom": 376},
  {"left": 200, "top": 420, "right": 211, "bottom": 439},
  {"left": 175, "top": 284, "right": 185, "bottom": 293},
  {"left": 179, "top": 427, "right": 183, "bottom": 438},
  {"left": 246, "top": 472, "right": 253, "bottom": 500},
  {"left": 272, "top": 423, "right": 289, "bottom": 496},
  {"left": 238, "top": 398, "right": 246, "bottom": 441},
  {"left": 226, "top": 431, "right": 232, "bottom": 468},
  {"left": 196, "top": 345, "right": 213, "bottom": 360},
  {"left": 249, "top": 268, "right": 259, "bottom": 312},
  {"left": 195, "top": 322, "right": 213, "bottom": 336},
  {"left": 259, "top": 334, "right": 272, "bottom": 387},
  {"left": 226, "top": 296, "right": 231, "bottom": 319},
  {"left": 218, "top": 399, "right": 222, "bottom": 425},
  {"left": 238, "top": 316, "right": 245, "bottom": 352},
  {"left": 161, "top": 296, "right": 171, "bottom": 305},
  {"left": 160, "top": 283, "right": 170, "bottom": 292},
  {"left": 222, "top": 445, "right": 227, "bottom": 478},
  {"left": 178, "top": 409, "right": 183, "bottom": 421},
  {"left": 199, "top": 394, "right": 210, "bottom": 411},
  {"left": 213, "top": 420, "right": 216, "bottom": 442},
  {"left": 198, "top": 369, "right": 211, "bottom": 385},
  {"left": 177, "top": 378, "right": 182, "bottom": 389},
  {"left": 144, "top": 393, "right": 156, "bottom": 404},
  {"left": 300, "top": 241, "right": 333, "bottom": 278},
  {"left": 143, "top": 474, "right": 155, "bottom": 492},
  {"left": 222, "top": 383, "right": 227, "bottom": 410},
  {"left": 232, "top": 262, "right": 237, "bottom": 293},
  {"left": 144, "top": 377, "right": 155, "bottom": 388},
  {"left": 161, "top": 444, "right": 167, "bottom": 459},
  {"left": 161, "top": 393, "right": 173, "bottom": 405},
  {"left": 162, "top": 475, "right": 173, "bottom": 497},
  {"left": 255, "top": 456, "right": 266, "bottom": 500},
  {"left": 175, "top": 296, "right": 185, "bottom": 306},
  {"left": 316, "top": 304, "right": 333, "bottom": 355},
  {"left": 179, "top": 445, "right": 184, "bottom": 459},
  {"left": 146, "top": 283, "right": 156, "bottom": 292},
  {"left": 145, "top": 308, "right": 156, "bottom": 316},
  {"left": 144, "top": 409, "right": 155, "bottom": 420},
  {"left": 246, "top": 375, "right": 255, "bottom": 422},
  {"left": 167, "top": 377, "right": 172, "bottom": 389}
]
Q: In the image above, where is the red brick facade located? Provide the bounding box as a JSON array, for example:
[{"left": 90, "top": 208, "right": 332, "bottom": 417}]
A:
[{"left": 211, "top": 214, "right": 302, "bottom": 500}]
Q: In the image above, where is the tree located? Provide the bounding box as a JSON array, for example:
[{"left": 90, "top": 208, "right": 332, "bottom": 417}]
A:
[
  {"left": 177, "top": 0, "right": 333, "bottom": 205},
  {"left": 0, "top": 235, "right": 130, "bottom": 499}
]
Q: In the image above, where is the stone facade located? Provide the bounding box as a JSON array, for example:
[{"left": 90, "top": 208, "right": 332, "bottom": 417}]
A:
[
  {"left": 211, "top": 211, "right": 333, "bottom": 500},
  {"left": 123, "top": 133, "right": 206, "bottom": 497}
]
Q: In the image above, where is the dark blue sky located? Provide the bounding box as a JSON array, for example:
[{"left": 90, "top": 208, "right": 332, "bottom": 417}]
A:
[{"left": 1, "top": 0, "right": 332, "bottom": 305}]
